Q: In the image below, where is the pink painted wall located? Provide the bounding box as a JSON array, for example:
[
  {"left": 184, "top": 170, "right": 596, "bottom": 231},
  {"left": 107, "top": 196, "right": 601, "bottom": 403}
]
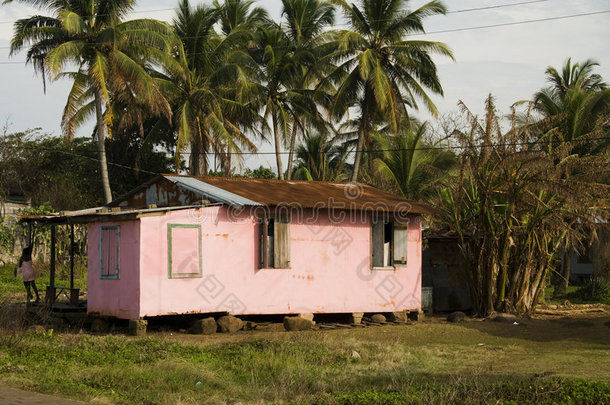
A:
[
  {"left": 135, "top": 206, "right": 422, "bottom": 318},
  {"left": 87, "top": 221, "right": 140, "bottom": 319}
]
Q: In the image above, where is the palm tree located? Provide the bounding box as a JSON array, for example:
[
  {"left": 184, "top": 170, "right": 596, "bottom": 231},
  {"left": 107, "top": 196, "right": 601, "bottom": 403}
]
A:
[
  {"left": 533, "top": 58, "right": 610, "bottom": 153},
  {"left": 281, "top": 0, "right": 335, "bottom": 179},
  {"left": 4, "top": 0, "right": 176, "bottom": 203},
  {"left": 530, "top": 58, "right": 610, "bottom": 295},
  {"left": 215, "top": 0, "right": 269, "bottom": 37},
  {"left": 249, "top": 23, "right": 305, "bottom": 180},
  {"left": 246, "top": 1, "right": 335, "bottom": 180},
  {"left": 213, "top": 0, "right": 269, "bottom": 174},
  {"left": 373, "top": 122, "right": 455, "bottom": 201},
  {"left": 324, "top": 0, "right": 453, "bottom": 181},
  {"left": 536, "top": 58, "right": 606, "bottom": 107},
  {"left": 292, "top": 131, "right": 347, "bottom": 181},
  {"left": 156, "top": 0, "right": 260, "bottom": 176}
]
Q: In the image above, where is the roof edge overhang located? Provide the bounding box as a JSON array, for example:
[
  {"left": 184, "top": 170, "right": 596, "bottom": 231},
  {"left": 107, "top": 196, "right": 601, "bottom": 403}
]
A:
[{"left": 19, "top": 204, "right": 216, "bottom": 225}]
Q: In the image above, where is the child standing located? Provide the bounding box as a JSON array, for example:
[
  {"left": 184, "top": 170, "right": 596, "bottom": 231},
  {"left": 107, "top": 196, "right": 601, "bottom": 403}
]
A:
[{"left": 19, "top": 246, "right": 40, "bottom": 304}]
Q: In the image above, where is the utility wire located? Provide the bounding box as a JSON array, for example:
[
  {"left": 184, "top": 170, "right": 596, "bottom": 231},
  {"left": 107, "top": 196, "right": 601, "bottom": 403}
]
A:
[
  {"left": 15, "top": 135, "right": 608, "bottom": 170},
  {"left": 1, "top": 7, "right": 607, "bottom": 58},
  {"left": 171, "top": 8, "right": 608, "bottom": 42},
  {"left": 420, "top": 9, "right": 610, "bottom": 36},
  {"left": 11, "top": 143, "right": 162, "bottom": 175},
  {"left": 0, "top": 6, "right": 178, "bottom": 24},
  {"left": 0, "top": 0, "right": 554, "bottom": 25},
  {"left": 447, "top": 0, "right": 550, "bottom": 14},
  {"left": 177, "top": 136, "right": 610, "bottom": 155}
]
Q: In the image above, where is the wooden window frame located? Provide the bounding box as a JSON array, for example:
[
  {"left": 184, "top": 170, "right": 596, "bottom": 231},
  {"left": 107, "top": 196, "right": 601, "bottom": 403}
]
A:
[
  {"left": 258, "top": 213, "right": 291, "bottom": 269},
  {"left": 168, "top": 224, "right": 203, "bottom": 279},
  {"left": 99, "top": 225, "right": 120, "bottom": 279},
  {"left": 371, "top": 217, "right": 408, "bottom": 270}
]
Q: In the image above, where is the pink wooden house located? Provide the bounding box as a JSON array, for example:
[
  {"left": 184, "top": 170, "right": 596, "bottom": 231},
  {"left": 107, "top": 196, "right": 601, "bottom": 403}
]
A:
[{"left": 76, "top": 175, "right": 433, "bottom": 321}]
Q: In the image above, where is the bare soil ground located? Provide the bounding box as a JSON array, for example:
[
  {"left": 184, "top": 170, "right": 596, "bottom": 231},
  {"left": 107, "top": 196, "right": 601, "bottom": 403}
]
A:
[{"left": 464, "top": 303, "right": 610, "bottom": 345}]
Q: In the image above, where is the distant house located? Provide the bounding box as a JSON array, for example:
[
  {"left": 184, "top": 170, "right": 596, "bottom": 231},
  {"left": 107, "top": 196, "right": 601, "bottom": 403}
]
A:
[
  {"left": 422, "top": 235, "right": 472, "bottom": 313},
  {"left": 567, "top": 223, "right": 610, "bottom": 283},
  {"left": 28, "top": 175, "right": 433, "bottom": 321},
  {"left": 1, "top": 189, "right": 31, "bottom": 259},
  {"left": 1, "top": 189, "right": 30, "bottom": 217}
]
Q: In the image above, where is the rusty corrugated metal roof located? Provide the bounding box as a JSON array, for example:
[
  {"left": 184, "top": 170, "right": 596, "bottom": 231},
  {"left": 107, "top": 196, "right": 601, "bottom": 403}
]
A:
[
  {"left": 165, "top": 175, "right": 262, "bottom": 207},
  {"left": 163, "top": 174, "right": 435, "bottom": 214}
]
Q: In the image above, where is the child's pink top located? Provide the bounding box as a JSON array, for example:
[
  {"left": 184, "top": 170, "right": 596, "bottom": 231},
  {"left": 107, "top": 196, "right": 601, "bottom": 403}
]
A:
[{"left": 20, "top": 260, "right": 35, "bottom": 282}]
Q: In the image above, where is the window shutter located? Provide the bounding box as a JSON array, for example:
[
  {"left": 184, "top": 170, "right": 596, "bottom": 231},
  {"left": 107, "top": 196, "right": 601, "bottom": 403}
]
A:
[
  {"left": 274, "top": 214, "right": 291, "bottom": 268},
  {"left": 168, "top": 225, "right": 202, "bottom": 278},
  {"left": 100, "top": 226, "right": 119, "bottom": 278},
  {"left": 371, "top": 219, "right": 384, "bottom": 267},
  {"left": 258, "top": 217, "right": 268, "bottom": 269},
  {"left": 393, "top": 225, "right": 408, "bottom": 265}
]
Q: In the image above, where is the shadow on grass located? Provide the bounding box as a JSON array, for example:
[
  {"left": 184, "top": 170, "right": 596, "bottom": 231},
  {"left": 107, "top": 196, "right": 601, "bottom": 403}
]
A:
[{"left": 459, "top": 313, "right": 610, "bottom": 345}]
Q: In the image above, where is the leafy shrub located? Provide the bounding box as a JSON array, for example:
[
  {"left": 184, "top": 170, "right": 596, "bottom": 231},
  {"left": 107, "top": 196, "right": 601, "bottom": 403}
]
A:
[
  {"left": 0, "top": 217, "right": 14, "bottom": 257},
  {"left": 576, "top": 276, "right": 610, "bottom": 301}
]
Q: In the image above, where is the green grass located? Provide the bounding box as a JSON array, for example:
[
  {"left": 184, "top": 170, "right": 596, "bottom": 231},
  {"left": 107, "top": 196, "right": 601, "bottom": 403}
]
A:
[
  {"left": 0, "top": 262, "right": 87, "bottom": 300},
  {"left": 1, "top": 266, "right": 608, "bottom": 404},
  {"left": 545, "top": 283, "right": 610, "bottom": 306},
  {"left": 0, "top": 320, "right": 609, "bottom": 404}
]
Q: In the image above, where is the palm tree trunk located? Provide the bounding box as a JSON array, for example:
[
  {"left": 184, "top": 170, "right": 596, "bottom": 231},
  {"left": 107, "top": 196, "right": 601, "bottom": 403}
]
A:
[
  {"left": 286, "top": 123, "right": 299, "bottom": 180},
  {"left": 559, "top": 248, "right": 571, "bottom": 296},
  {"left": 191, "top": 119, "right": 205, "bottom": 176},
  {"left": 553, "top": 245, "right": 570, "bottom": 298},
  {"left": 94, "top": 90, "right": 113, "bottom": 204},
  {"left": 225, "top": 151, "right": 232, "bottom": 176},
  {"left": 351, "top": 127, "right": 366, "bottom": 182},
  {"left": 190, "top": 136, "right": 202, "bottom": 176},
  {"left": 272, "top": 113, "right": 285, "bottom": 180},
  {"left": 352, "top": 88, "right": 372, "bottom": 182}
]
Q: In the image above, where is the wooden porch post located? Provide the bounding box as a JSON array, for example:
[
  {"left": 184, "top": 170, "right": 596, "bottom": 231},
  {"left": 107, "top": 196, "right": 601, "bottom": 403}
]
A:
[
  {"left": 26, "top": 223, "right": 32, "bottom": 246},
  {"left": 70, "top": 224, "right": 75, "bottom": 290},
  {"left": 47, "top": 224, "right": 56, "bottom": 306}
]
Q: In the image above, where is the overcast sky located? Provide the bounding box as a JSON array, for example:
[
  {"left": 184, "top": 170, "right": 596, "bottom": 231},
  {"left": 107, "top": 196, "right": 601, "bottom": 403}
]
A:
[{"left": 1, "top": 0, "right": 609, "bottom": 170}]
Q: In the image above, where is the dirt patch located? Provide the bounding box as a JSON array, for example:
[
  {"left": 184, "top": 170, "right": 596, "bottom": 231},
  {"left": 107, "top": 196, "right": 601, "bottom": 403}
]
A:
[{"left": 452, "top": 304, "right": 610, "bottom": 345}]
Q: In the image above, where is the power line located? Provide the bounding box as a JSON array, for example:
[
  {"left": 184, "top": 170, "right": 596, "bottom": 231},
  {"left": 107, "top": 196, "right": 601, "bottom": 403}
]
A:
[
  {"left": 2, "top": 8, "right": 607, "bottom": 62},
  {"left": 8, "top": 134, "right": 608, "bottom": 165},
  {"left": 447, "top": 0, "right": 550, "bottom": 14},
  {"left": 419, "top": 9, "right": 610, "bottom": 36},
  {"left": 48, "top": 148, "right": 161, "bottom": 175},
  {"left": 7, "top": 141, "right": 162, "bottom": 175},
  {"left": 176, "top": 8, "right": 608, "bottom": 41},
  {"left": 175, "top": 136, "right": 610, "bottom": 155},
  {"left": 0, "top": 6, "right": 178, "bottom": 24},
  {"left": 0, "top": 0, "right": 552, "bottom": 25}
]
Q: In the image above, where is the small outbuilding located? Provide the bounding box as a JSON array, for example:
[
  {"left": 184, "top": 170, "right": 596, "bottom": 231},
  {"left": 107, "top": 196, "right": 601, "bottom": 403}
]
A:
[{"left": 28, "top": 175, "right": 434, "bottom": 321}]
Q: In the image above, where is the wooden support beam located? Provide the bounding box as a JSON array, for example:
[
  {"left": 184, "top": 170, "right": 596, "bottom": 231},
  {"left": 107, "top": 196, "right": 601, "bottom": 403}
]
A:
[
  {"left": 70, "top": 224, "right": 75, "bottom": 289},
  {"left": 48, "top": 224, "right": 56, "bottom": 307},
  {"left": 26, "top": 223, "right": 32, "bottom": 246}
]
